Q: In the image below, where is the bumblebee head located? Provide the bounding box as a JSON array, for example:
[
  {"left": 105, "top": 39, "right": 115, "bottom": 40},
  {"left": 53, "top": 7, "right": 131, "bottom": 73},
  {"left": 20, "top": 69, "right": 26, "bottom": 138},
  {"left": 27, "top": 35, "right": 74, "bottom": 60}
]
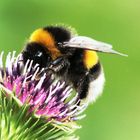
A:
[
  {"left": 29, "top": 26, "right": 76, "bottom": 57},
  {"left": 22, "top": 42, "right": 53, "bottom": 68},
  {"left": 22, "top": 25, "right": 77, "bottom": 68}
]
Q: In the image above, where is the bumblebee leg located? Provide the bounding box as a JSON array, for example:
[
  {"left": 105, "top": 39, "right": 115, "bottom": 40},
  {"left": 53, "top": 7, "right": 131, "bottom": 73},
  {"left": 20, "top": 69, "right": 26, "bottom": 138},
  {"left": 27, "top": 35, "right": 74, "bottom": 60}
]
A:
[
  {"left": 77, "top": 74, "right": 90, "bottom": 100},
  {"left": 49, "top": 57, "right": 70, "bottom": 74},
  {"left": 78, "top": 63, "right": 101, "bottom": 99}
]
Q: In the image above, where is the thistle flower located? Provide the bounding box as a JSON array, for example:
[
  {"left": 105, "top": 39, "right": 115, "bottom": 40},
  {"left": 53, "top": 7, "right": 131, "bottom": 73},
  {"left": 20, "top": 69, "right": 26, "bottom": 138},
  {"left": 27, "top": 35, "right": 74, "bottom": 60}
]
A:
[{"left": 0, "top": 51, "right": 87, "bottom": 140}]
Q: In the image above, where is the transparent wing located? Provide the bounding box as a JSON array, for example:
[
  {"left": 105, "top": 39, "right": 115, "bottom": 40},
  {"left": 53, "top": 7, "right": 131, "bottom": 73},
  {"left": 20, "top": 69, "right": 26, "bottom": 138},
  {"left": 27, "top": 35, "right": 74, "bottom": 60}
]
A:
[{"left": 62, "top": 36, "right": 128, "bottom": 57}]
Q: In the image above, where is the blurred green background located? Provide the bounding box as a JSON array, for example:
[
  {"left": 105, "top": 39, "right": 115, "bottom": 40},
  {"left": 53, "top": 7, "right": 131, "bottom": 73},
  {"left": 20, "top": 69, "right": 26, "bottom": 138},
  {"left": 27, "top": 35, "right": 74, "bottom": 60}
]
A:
[{"left": 0, "top": 0, "right": 139, "bottom": 140}]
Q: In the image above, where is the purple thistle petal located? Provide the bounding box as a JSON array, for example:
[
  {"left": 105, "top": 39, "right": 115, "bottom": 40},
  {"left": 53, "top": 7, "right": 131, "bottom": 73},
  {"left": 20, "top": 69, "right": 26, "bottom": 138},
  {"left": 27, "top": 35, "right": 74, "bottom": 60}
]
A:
[{"left": 0, "top": 51, "right": 87, "bottom": 122}]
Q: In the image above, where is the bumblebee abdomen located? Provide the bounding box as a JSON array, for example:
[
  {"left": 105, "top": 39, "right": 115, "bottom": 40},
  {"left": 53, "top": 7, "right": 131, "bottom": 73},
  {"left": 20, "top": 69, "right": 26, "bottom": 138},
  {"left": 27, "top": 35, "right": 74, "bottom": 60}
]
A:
[
  {"left": 66, "top": 49, "right": 103, "bottom": 101},
  {"left": 83, "top": 50, "right": 99, "bottom": 70},
  {"left": 86, "top": 67, "right": 105, "bottom": 103}
]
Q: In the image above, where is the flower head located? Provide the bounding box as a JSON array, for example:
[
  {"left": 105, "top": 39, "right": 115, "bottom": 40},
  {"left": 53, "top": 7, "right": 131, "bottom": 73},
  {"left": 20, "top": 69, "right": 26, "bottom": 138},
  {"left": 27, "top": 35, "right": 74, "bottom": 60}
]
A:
[{"left": 0, "top": 51, "right": 87, "bottom": 139}]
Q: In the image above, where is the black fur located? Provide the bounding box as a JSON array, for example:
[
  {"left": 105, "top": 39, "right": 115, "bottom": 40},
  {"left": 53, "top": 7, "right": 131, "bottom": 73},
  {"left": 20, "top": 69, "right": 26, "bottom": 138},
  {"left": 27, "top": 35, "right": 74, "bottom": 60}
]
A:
[
  {"left": 44, "top": 26, "right": 75, "bottom": 55},
  {"left": 44, "top": 26, "right": 71, "bottom": 43},
  {"left": 22, "top": 42, "right": 52, "bottom": 68},
  {"left": 89, "top": 62, "right": 101, "bottom": 80}
]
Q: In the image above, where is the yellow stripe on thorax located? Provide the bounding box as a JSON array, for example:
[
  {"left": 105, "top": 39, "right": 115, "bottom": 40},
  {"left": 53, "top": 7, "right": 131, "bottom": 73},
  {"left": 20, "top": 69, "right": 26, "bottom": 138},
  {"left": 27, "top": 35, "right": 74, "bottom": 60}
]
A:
[
  {"left": 29, "top": 28, "right": 61, "bottom": 60},
  {"left": 83, "top": 50, "right": 98, "bottom": 69}
]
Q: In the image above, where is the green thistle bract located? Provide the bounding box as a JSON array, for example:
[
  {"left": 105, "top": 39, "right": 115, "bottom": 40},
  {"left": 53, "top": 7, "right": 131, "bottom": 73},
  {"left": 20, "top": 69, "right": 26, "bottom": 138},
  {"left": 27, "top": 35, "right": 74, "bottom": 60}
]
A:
[{"left": 0, "top": 51, "right": 87, "bottom": 140}]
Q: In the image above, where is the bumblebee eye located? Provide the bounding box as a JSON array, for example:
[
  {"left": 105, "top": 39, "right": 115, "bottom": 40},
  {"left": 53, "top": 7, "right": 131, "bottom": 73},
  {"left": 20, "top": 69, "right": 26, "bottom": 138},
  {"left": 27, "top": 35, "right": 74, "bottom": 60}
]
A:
[
  {"left": 33, "top": 51, "right": 52, "bottom": 68},
  {"left": 35, "top": 51, "right": 43, "bottom": 57},
  {"left": 23, "top": 42, "right": 54, "bottom": 68}
]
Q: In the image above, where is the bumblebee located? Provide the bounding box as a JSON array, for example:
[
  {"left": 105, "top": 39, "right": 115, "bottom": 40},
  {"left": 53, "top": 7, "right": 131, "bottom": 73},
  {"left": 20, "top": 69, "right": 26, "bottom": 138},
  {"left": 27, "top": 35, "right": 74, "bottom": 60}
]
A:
[{"left": 22, "top": 25, "right": 127, "bottom": 104}]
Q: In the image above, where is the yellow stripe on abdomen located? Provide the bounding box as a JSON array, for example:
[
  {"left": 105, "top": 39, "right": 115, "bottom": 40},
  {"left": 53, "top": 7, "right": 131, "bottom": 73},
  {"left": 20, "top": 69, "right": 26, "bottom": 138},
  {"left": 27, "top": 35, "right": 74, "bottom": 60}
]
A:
[
  {"left": 29, "top": 28, "right": 61, "bottom": 60},
  {"left": 83, "top": 50, "right": 98, "bottom": 69}
]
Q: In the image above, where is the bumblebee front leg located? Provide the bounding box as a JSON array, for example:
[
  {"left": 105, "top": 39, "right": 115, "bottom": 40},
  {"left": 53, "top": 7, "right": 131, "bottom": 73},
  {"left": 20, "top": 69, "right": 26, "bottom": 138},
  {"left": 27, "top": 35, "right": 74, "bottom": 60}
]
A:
[{"left": 49, "top": 57, "right": 70, "bottom": 74}]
